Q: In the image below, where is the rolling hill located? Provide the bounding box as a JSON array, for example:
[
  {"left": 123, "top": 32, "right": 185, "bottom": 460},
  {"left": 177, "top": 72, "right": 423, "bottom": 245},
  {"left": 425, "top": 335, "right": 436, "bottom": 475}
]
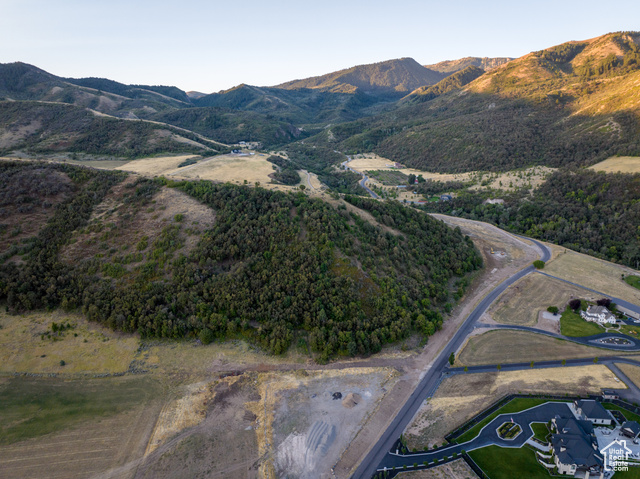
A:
[{"left": 0, "top": 160, "right": 481, "bottom": 358}]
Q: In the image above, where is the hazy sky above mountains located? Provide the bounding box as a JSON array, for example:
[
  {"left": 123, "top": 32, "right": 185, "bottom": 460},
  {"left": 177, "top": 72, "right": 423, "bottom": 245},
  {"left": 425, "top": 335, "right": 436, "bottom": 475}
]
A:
[{"left": 2, "top": 0, "right": 639, "bottom": 93}]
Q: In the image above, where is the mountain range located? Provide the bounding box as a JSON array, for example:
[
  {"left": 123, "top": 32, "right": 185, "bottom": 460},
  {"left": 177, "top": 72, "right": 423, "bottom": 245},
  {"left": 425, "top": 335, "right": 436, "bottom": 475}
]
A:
[{"left": 0, "top": 31, "right": 639, "bottom": 171}]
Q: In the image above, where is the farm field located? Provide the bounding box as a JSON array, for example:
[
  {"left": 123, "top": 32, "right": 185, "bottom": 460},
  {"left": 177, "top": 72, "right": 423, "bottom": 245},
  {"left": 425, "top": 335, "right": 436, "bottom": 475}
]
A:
[
  {"left": 489, "top": 273, "right": 592, "bottom": 326},
  {"left": 588, "top": 156, "right": 640, "bottom": 173},
  {"left": 543, "top": 247, "right": 640, "bottom": 305},
  {"left": 403, "top": 365, "right": 620, "bottom": 449},
  {"left": 456, "top": 330, "right": 610, "bottom": 366}
]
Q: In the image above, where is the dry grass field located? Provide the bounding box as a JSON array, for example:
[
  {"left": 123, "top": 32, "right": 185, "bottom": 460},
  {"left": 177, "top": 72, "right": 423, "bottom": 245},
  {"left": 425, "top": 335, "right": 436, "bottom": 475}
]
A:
[
  {"left": 397, "top": 459, "right": 478, "bottom": 479},
  {"left": 615, "top": 363, "right": 640, "bottom": 388},
  {"left": 169, "top": 153, "right": 276, "bottom": 184},
  {"left": 0, "top": 310, "right": 138, "bottom": 375},
  {"left": 456, "top": 330, "right": 610, "bottom": 366},
  {"left": 489, "top": 273, "right": 595, "bottom": 326},
  {"left": 544, "top": 247, "right": 640, "bottom": 304},
  {"left": 348, "top": 154, "right": 473, "bottom": 182},
  {"left": 404, "top": 365, "right": 622, "bottom": 449},
  {"left": 0, "top": 376, "right": 164, "bottom": 479},
  {"left": 468, "top": 166, "right": 555, "bottom": 192},
  {"left": 115, "top": 154, "right": 200, "bottom": 176},
  {"left": 588, "top": 156, "right": 640, "bottom": 173}
]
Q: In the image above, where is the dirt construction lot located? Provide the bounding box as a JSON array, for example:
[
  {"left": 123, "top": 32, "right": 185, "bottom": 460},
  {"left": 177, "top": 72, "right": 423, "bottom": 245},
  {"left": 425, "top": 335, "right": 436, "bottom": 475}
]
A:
[
  {"left": 397, "top": 459, "right": 478, "bottom": 478},
  {"left": 403, "top": 365, "right": 623, "bottom": 449}
]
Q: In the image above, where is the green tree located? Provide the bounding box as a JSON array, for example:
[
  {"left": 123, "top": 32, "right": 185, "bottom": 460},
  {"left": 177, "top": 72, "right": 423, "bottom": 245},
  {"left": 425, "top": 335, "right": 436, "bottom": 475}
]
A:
[
  {"left": 449, "top": 352, "right": 455, "bottom": 365},
  {"left": 533, "top": 260, "right": 545, "bottom": 269}
]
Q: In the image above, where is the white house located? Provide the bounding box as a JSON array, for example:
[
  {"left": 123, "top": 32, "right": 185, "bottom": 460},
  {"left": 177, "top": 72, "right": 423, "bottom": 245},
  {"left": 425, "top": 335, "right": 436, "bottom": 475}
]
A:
[{"left": 581, "top": 305, "right": 617, "bottom": 325}]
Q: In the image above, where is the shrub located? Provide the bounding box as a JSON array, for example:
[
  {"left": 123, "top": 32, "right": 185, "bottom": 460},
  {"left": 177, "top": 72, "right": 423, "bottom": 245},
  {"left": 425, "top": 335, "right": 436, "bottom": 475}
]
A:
[
  {"left": 547, "top": 306, "right": 559, "bottom": 314},
  {"left": 533, "top": 260, "right": 545, "bottom": 269},
  {"left": 198, "top": 328, "right": 214, "bottom": 345}
]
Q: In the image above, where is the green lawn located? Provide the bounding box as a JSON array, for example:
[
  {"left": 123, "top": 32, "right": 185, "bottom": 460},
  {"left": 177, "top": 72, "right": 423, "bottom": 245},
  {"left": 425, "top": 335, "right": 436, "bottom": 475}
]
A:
[
  {"left": 560, "top": 306, "right": 606, "bottom": 337},
  {"left": 468, "top": 445, "right": 553, "bottom": 479},
  {"left": 625, "top": 275, "right": 640, "bottom": 291},
  {"left": 454, "top": 398, "right": 564, "bottom": 444},
  {"left": 603, "top": 403, "right": 640, "bottom": 423},
  {"left": 613, "top": 467, "right": 640, "bottom": 478},
  {"left": 0, "top": 376, "right": 160, "bottom": 445},
  {"left": 531, "top": 422, "right": 550, "bottom": 442}
]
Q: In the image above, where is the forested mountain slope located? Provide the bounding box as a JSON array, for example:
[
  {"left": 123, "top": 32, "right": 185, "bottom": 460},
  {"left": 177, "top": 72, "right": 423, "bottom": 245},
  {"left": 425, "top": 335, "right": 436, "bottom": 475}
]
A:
[
  {"left": 312, "top": 32, "right": 640, "bottom": 173},
  {"left": 276, "top": 58, "right": 446, "bottom": 94},
  {"left": 0, "top": 161, "right": 482, "bottom": 359}
]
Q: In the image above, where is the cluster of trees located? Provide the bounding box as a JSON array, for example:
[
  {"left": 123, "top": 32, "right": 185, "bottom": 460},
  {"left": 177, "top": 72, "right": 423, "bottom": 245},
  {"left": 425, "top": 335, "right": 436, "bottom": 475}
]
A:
[
  {"left": 284, "top": 144, "right": 363, "bottom": 194},
  {"left": 421, "top": 168, "right": 640, "bottom": 268},
  {"left": 0, "top": 162, "right": 481, "bottom": 359},
  {"left": 415, "top": 180, "right": 471, "bottom": 196},
  {"left": 267, "top": 155, "right": 301, "bottom": 185}
]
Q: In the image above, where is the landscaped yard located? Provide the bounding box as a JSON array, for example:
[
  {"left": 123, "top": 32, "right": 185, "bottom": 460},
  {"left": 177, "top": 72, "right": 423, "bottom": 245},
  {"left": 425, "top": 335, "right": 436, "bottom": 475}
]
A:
[
  {"left": 454, "top": 398, "right": 562, "bottom": 444},
  {"left": 468, "top": 445, "right": 552, "bottom": 479},
  {"left": 603, "top": 403, "right": 640, "bottom": 423},
  {"left": 625, "top": 275, "right": 640, "bottom": 291},
  {"left": 531, "top": 422, "right": 550, "bottom": 442},
  {"left": 560, "top": 306, "right": 606, "bottom": 337},
  {"left": 498, "top": 422, "right": 521, "bottom": 439}
]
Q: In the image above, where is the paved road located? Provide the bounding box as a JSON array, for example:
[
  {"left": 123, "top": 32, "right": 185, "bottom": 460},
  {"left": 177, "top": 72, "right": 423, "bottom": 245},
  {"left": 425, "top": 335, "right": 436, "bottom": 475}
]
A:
[
  {"left": 341, "top": 157, "right": 379, "bottom": 199},
  {"left": 475, "top": 323, "right": 640, "bottom": 350},
  {"left": 377, "top": 356, "right": 640, "bottom": 471},
  {"left": 351, "top": 234, "right": 552, "bottom": 478}
]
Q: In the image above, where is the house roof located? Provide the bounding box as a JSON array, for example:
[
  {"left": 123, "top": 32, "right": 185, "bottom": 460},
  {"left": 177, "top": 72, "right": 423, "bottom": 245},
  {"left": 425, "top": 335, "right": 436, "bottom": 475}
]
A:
[
  {"left": 552, "top": 433, "right": 603, "bottom": 469},
  {"left": 555, "top": 416, "right": 594, "bottom": 436},
  {"left": 576, "top": 400, "right": 612, "bottom": 420},
  {"left": 585, "top": 305, "right": 614, "bottom": 317},
  {"left": 622, "top": 421, "right": 640, "bottom": 436}
]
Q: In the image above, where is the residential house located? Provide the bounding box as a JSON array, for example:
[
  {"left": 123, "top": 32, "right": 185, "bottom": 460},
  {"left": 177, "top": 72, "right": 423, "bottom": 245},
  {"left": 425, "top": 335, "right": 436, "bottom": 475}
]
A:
[
  {"left": 550, "top": 414, "right": 604, "bottom": 478},
  {"left": 575, "top": 400, "right": 614, "bottom": 425},
  {"left": 621, "top": 421, "right": 640, "bottom": 439},
  {"left": 440, "top": 194, "right": 453, "bottom": 202},
  {"left": 581, "top": 305, "right": 617, "bottom": 325}
]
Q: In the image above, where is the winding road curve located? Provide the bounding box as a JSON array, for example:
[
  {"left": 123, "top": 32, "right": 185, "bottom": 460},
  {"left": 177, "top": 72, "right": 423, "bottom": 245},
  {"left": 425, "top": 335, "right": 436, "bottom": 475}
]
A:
[
  {"left": 341, "top": 157, "right": 379, "bottom": 199},
  {"left": 353, "top": 234, "right": 640, "bottom": 478}
]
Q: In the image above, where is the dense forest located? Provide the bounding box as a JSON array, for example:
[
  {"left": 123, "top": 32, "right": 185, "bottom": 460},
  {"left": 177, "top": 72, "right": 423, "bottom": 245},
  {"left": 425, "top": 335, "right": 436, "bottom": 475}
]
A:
[
  {"left": 421, "top": 169, "right": 640, "bottom": 268},
  {"left": 0, "top": 161, "right": 482, "bottom": 359}
]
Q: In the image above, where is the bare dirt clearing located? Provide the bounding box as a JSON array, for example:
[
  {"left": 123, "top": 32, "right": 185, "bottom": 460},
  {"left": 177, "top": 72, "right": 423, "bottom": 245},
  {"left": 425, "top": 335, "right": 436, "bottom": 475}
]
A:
[
  {"left": 238, "top": 368, "right": 397, "bottom": 479},
  {"left": 457, "top": 330, "right": 614, "bottom": 366},
  {"left": 588, "top": 156, "right": 640, "bottom": 173},
  {"left": 544, "top": 247, "right": 640, "bottom": 304},
  {"left": 0, "top": 310, "right": 138, "bottom": 375},
  {"left": 488, "top": 273, "right": 595, "bottom": 326},
  {"left": 404, "top": 365, "right": 622, "bottom": 449},
  {"left": 397, "top": 459, "right": 478, "bottom": 478}
]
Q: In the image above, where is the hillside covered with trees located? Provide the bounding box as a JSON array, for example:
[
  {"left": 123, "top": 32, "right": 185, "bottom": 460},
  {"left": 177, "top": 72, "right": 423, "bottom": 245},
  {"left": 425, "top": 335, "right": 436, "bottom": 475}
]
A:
[
  {"left": 421, "top": 169, "right": 640, "bottom": 268},
  {"left": 0, "top": 161, "right": 481, "bottom": 359}
]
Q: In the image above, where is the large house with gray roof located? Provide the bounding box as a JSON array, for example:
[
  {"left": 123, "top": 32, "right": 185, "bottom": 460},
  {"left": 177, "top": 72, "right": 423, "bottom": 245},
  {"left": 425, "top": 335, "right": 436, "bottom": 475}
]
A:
[
  {"left": 580, "top": 305, "right": 616, "bottom": 325},
  {"left": 549, "top": 413, "right": 604, "bottom": 478},
  {"left": 574, "top": 400, "right": 613, "bottom": 425}
]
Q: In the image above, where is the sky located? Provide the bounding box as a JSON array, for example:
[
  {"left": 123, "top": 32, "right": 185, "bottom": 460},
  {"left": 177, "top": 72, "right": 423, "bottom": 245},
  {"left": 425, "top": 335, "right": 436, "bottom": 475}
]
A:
[{"left": 1, "top": 0, "right": 639, "bottom": 93}]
